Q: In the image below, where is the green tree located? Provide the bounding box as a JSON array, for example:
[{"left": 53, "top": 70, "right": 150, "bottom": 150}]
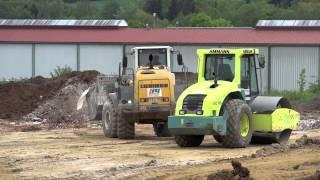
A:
[
  {"left": 128, "top": 9, "right": 154, "bottom": 28},
  {"left": 190, "top": 13, "right": 212, "bottom": 27},
  {"left": 211, "top": 18, "right": 233, "bottom": 27},
  {"left": 290, "top": 1, "right": 320, "bottom": 19},
  {"left": 167, "top": 0, "right": 179, "bottom": 20},
  {"left": 297, "top": 68, "right": 306, "bottom": 92},
  {"left": 181, "top": 0, "right": 195, "bottom": 15},
  {"left": 101, "top": 0, "right": 120, "bottom": 19},
  {"left": 75, "top": 0, "right": 95, "bottom": 19},
  {"left": 174, "top": 13, "right": 192, "bottom": 26},
  {"left": 144, "top": 0, "right": 163, "bottom": 18}
]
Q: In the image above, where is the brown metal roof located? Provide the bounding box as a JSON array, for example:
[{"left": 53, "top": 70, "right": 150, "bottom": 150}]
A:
[{"left": 0, "top": 27, "right": 319, "bottom": 45}]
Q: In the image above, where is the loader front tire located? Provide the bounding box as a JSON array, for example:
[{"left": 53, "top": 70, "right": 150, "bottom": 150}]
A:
[
  {"left": 175, "top": 135, "right": 204, "bottom": 147},
  {"left": 222, "top": 99, "right": 253, "bottom": 148},
  {"left": 117, "top": 110, "right": 135, "bottom": 139},
  {"left": 102, "top": 102, "right": 118, "bottom": 138}
]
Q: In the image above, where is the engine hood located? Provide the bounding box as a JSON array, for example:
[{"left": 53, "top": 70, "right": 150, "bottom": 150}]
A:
[{"left": 175, "top": 80, "right": 242, "bottom": 116}]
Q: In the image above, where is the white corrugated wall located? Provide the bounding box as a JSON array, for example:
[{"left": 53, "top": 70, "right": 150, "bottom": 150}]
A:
[
  {"left": 271, "top": 47, "right": 319, "bottom": 91},
  {"left": 35, "top": 44, "right": 77, "bottom": 77},
  {"left": 0, "top": 44, "right": 32, "bottom": 79},
  {"left": 1, "top": 43, "right": 319, "bottom": 93},
  {"left": 172, "top": 45, "right": 219, "bottom": 73},
  {"left": 80, "top": 45, "right": 123, "bottom": 75}
]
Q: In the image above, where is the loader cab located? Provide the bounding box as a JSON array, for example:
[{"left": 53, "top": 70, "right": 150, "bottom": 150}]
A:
[{"left": 133, "top": 46, "right": 173, "bottom": 71}]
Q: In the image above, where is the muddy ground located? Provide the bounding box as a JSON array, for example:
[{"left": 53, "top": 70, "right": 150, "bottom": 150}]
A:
[{"left": 0, "top": 124, "right": 319, "bottom": 180}]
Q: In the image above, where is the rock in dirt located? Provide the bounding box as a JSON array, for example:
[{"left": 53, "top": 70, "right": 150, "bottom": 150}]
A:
[
  {"left": 298, "top": 170, "right": 320, "bottom": 180},
  {"left": 254, "top": 143, "right": 289, "bottom": 158},
  {"left": 207, "top": 160, "right": 252, "bottom": 180},
  {"left": 145, "top": 159, "right": 157, "bottom": 167},
  {"left": 253, "top": 135, "right": 320, "bottom": 158},
  {"left": 21, "top": 125, "right": 42, "bottom": 132}
]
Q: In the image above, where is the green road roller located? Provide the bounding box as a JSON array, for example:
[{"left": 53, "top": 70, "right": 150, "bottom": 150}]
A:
[{"left": 168, "top": 48, "right": 300, "bottom": 148}]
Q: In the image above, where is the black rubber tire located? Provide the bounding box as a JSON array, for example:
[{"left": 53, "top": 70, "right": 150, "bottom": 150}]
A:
[
  {"left": 117, "top": 109, "right": 135, "bottom": 139},
  {"left": 175, "top": 135, "right": 204, "bottom": 147},
  {"left": 222, "top": 99, "right": 253, "bottom": 148},
  {"left": 213, "top": 135, "right": 224, "bottom": 143},
  {"left": 250, "top": 136, "right": 274, "bottom": 144},
  {"left": 153, "top": 123, "right": 172, "bottom": 137},
  {"left": 102, "top": 99, "right": 118, "bottom": 138}
]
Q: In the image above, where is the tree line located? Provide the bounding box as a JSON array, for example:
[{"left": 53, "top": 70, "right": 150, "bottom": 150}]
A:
[{"left": 0, "top": 0, "right": 319, "bottom": 27}]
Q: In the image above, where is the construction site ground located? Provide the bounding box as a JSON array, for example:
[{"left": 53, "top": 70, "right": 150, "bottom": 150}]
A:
[
  {"left": 0, "top": 72, "right": 320, "bottom": 179},
  {"left": 0, "top": 123, "right": 319, "bottom": 179}
]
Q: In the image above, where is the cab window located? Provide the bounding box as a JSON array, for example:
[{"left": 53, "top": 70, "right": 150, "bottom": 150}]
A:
[
  {"left": 205, "top": 54, "right": 235, "bottom": 82},
  {"left": 138, "top": 49, "right": 167, "bottom": 66}
]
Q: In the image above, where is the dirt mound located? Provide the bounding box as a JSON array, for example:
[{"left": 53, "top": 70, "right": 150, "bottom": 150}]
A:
[
  {"left": 299, "top": 170, "right": 320, "bottom": 180},
  {"left": 251, "top": 135, "right": 320, "bottom": 159},
  {"left": 294, "top": 97, "right": 320, "bottom": 114},
  {"left": 293, "top": 98, "right": 320, "bottom": 130},
  {"left": 207, "top": 160, "right": 252, "bottom": 180},
  {"left": 0, "top": 71, "right": 98, "bottom": 120}
]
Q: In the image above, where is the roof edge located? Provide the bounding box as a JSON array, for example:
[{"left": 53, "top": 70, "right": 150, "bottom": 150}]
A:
[{"left": 0, "top": 19, "right": 128, "bottom": 27}]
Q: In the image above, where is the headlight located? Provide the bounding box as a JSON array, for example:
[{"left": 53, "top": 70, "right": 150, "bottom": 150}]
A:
[
  {"left": 196, "top": 110, "right": 203, "bottom": 115},
  {"left": 163, "top": 97, "right": 169, "bottom": 102},
  {"left": 179, "top": 110, "right": 186, "bottom": 115}
]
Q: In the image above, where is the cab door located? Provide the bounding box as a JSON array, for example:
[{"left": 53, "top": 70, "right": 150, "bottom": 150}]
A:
[{"left": 240, "top": 55, "right": 259, "bottom": 100}]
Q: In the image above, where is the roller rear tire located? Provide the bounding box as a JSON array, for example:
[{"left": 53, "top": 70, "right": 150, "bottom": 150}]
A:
[{"left": 175, "top": 135, "right": 204, "bottom": 147}]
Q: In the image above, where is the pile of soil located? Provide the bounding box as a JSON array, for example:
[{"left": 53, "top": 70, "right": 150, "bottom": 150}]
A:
[
  {"left": 251, "top": 135, "right": 320, "bottom": 159},
  {"left": 207, "top": 160, "right": 251, "bottom": 180},
  {"left": 293, "top": 98, "right": 320, "bottom": 130},
  {"left": 293, "top": 97, "right": 320, "bottom": 119},
  {"left": 0, "top": 71, "right": 98, "bottom": 121}
]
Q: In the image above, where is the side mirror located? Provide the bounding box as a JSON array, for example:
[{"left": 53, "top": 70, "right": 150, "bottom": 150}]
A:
[
  {"left": 122, "top": 56, "right": 128, "bottom": 68},
  {"left": 149, "top": 54, "right": 153, "bottom": 62},
  {"left": 177, "top": 53, "right": 183, "bottom": 66},
  {"left": 258, "top": 55, "right": 265, "bottom": 68}
]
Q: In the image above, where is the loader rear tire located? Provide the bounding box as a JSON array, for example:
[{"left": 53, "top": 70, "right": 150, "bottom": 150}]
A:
[
  {"left": 175, "top": 135, "right": 204, "bottom": 147},
  {"left": 222, "top": 99, "right": 253, "bottom": 148},
  {"left": 117, "top": 110, "right": 135, "bottom": 139},
  {"left": 153, "top": 123, "right": 172, "bottom": 137},
  {"left": 102, "top": 102, "right": 117, "bottom": 138}
]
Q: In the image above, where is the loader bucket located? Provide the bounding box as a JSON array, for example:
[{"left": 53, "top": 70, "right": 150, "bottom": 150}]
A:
[
  {"left": 77, "top": 88, "right": 91, "bottom": 110},
  {"left": 77, "top": 87, "right": 100, "bottom": 120}
]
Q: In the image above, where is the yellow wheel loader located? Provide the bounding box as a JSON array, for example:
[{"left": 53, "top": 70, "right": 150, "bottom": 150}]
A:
[{"left": 78, "top": 46, "right": 194, "bottom": 139}]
